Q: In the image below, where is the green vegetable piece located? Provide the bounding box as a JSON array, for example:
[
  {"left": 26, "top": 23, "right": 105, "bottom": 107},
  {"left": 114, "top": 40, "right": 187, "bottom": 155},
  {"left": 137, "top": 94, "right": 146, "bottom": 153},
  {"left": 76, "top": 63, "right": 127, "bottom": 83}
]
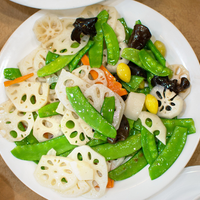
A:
[
  {"left": 37, "top": 54, "right": 76, "bottom": 77},
  {"left": 66, "top": 86, "right": 116, "bottom": 138},
  {"left": 11, "top": 135, "right": 77, "bottom": 161},
  {"left": 129, "top": 128, "right": 141, "bottom": 136},
  {"left": 118, "top": 18, "right": 131, "bottom": 44},
  {"left": 149, "top": 126, "right": 187, "bottom": 180},
  {"left": 161, "top": 118, "right": 196, "bottom": 136},
  {"left": 26, "top": 129, "right": 39, "bottom": 144},
  {"left": 157, "top": 136, "right": 170, "bottom": 154},
  {"left": 127, "top": 118, "right": 134, "bottom": 130},
  {"left": 3, "top": 68, "right": 22, "bottom": 80},
  {"left": 135, "top": 19, "right": 142, "bottom": 25},
  {"left": 146, "top": 40, "right": 166, "bottom": 67},
  {"left": 102, "top": 22, "right": 120, "bottom": 66},
  {"left": 146, "top": 71, "right": 154, "bottom": 90},
  {"left": 139, "top": 49, "right": 172, "bottom": 77},
  {"left": 135, "top": 87, "right": 151, "bottom": 95},
  {"left": 141, "top": 126, "right": 158, "bottom": 165},
  {"left": 38, "top": 102, "right": 60, "bottom": 118},
  {"left": 133, "top": 118, "right": 142, "bottom": 131},
  {"left": 50, "top": 82, "right": 57, "bottom": 89},
  {"left": 45, "top": 51, "right": 60, "bottom": 65},
  {"left": 89, "top": 10, "right": 109, "bottom": 68},
  {"left": 69, "top": 40, "right": 94, "bottom": 72},
  {"left": 124, "top": 75, "right": 144, "bottom": 91},
  {"left": 86, "top": 139, "right": 107, "bottom": 147},
  {"left": 92, "top": 134, "right": 142, "bottom": 160},
  {"left": 108, "top": 149, "right": 147, "bottom": 181}
]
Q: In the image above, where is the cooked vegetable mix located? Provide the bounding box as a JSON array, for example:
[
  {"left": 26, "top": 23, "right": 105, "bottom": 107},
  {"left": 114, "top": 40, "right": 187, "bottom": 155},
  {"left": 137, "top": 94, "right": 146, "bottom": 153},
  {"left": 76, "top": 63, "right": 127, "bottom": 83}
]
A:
[{"left": 0, "top": 3, "right": 195, "bottom": 199}]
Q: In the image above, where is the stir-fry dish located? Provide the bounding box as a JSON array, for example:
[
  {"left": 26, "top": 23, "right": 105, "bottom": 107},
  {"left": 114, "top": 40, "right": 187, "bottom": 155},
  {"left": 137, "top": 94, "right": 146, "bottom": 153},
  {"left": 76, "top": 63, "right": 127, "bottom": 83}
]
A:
[{"left": 0, "top": 4, "right": 196, "bottom": 198}]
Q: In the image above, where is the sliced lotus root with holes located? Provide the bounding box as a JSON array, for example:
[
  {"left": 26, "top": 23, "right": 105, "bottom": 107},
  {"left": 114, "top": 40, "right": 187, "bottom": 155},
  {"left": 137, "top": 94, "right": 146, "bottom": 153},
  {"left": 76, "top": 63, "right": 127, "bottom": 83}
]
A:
[
  {"left": 34, "top": 156, "right": 78, "bottom": 191},
  {"left": 0, "top": 100, "right": 34, "bottom": 141},
  {"left": 84, "top": 84, "right": 125, "bottom": 129},
  {"left": 68, "top": 145, "right": 108, "bottom": 198},
  {"left": 56, "top": 102, "right": 67, "bottom": 115},
  {"left": 55, "top": 69, "right": 91, "bottom": 111},
  {"left": 115, "top": 20, "right": 126, "bottom": 43},
  {"left": 168, "top": 64, "right": 191, "bottom": 99},
  {"left": 43, "top": 18, "right": 89, "bottom": 56},
  {"left": 33, "top": 14, "right": 63, "bottom": 43},
  {"left": 72, "top": 65, "right": 107, "bottom": 86},
  {"left": 61, "top": 110, "right": 93, "bottom": 145},
  {"left": 5, "top": 82, "right": 49, "bottom": 112},
  {"left": 139, "top": 111, "right": 166, "bottom": 145},
  {"left": 33, "top": 115, "right": 62, "bottom": 142}
]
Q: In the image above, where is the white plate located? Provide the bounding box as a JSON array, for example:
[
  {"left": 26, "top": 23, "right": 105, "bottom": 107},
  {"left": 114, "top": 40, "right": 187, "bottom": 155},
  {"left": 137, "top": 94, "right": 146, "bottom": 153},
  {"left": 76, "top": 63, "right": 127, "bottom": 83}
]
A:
[
  {"left": 0, "top": 0, "right": 200, "bottom": 199},
  {"left": 149, "top": 166, "right": 200, "bottom": 200},
  {"left": 10, "top": 0, "right": 104, "bottom": 10}
]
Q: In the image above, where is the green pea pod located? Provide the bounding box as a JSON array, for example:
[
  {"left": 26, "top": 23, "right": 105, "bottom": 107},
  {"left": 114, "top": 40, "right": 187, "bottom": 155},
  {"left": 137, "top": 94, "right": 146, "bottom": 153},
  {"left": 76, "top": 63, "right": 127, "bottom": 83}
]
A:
[
  {"left": 146, "top": 71, "right": 154, "bottom": 90},
  {"left": 69, "top": 40, "right": 94, "bottom": 72},
  {"left": 141, "top": 126, "right": 158, "bottom": 165},
  {"left": 102, "top": 22, "right": 120, "bottom": 65},
  {"left": 37, "top": 54, "right": 77, "bottom": 77},
  {"left": 108, "top": 149, "right": 147, "bottom": 181},
  {"left": 118, "top": 18, "right": 131, "bottom": 44},
  {"left": 86, "top": 139, "right": 107, "bottom": 147},
  {"left": 133, "top": 118, "right": 142, "bottom": 131},
  {"left": 149, "top": 126, "right": 187, "bottom": 180},
  {"left": 127, "top": 118, "right": 134, "bottom": 130},
  {"left": 135, "top": 19, "right": 142, "bottom": 25},
  {"left": 146, "top": 40, "right": 166, "bottom": 67},
  {"left": 157, "top": 137, "right": 170, "bottom": 154},
  {"left": 129, "top": 128, "right": 141, "bottom": 136},
  {"left": 45, "top": 51, "right": 60, "bottom": 65},
  {"left": 3, "top": 68, "right": 22, "bottom": 80},
  {"left": 161, "top": 118, "right": 196, "bottom": 136},
  {"left": 135, "top": 87, "right": 151, "bottom": 95},
  {"left": 125, "top": 75, "right": 144, "bottom": 90},
  {"left": 89, "top": 10, "right": 109, "bottom": 68},
  {"left": 92, "top": 134, "right": 142, "bottom": 161},
  {"left": 139, "top": 49, "right": 172, "bottom": 77},
  {"left": 38, "top": 102, "right": 60, "bottom": 118},
  {"left": 94, "top": 96, "right": 115, "bottom": 141},
  {"left": 66, "top": 86, "right": 117, "bottom": 138},
  {"left": 11, "top": 135, "right": 77, "bottom": 161}
]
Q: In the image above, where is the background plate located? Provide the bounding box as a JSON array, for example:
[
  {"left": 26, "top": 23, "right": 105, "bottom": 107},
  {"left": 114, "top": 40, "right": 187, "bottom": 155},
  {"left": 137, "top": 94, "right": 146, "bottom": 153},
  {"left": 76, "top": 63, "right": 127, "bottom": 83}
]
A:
[{"left": 0, "top": 0, "right": 200, "bottom": 199}]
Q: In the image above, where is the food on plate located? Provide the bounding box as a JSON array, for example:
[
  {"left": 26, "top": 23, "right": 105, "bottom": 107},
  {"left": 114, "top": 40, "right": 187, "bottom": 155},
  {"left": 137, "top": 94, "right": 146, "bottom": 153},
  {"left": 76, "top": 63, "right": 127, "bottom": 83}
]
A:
[{"left": 0, "top": 3, "right": 195, "bottom": 199}]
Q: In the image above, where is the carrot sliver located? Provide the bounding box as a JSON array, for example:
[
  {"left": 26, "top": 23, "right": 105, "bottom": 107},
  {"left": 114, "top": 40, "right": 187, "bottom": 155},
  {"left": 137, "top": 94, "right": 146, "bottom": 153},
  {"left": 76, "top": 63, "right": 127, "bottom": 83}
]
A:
[
  {"left": 90, "top": 70, "right": 99, "bottom": 80},
  {"left": 107, "top": 177, "right": 114, "bottom": 188},
  {"left": 81, "top": 54, "right": 90, "bottom": 65},
  {"left": 4, "top": 73, "right": 34, "bottom": 87}
]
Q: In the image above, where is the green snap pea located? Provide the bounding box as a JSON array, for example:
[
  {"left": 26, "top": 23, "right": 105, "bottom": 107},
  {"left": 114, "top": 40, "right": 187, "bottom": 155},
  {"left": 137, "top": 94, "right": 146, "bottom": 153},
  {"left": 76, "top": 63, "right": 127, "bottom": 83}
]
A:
[
  {"left": 89, "top": 10, "right": 109, "bottom": 68},
  {"left": 3, "top": 68, "right": 22, "bottom": 80},
  {"left": 129, "top": 128, "right": 141, "bottom": 136},
  {"left": 45, "top": 51, "right": 60, "bottom": 65},
  {"left": 146, "top": 71, "right": 154, "bottom": 90},
  {"left": 37, "top": 54, "right": 77, "bottom": 77},
  {"left": 118, "top": 18, "right": 131, "bottom": 44},
  {"left": 149, "top": 126, "right": 187, "bottom": 180},
  {"left": 125, "top": 75, "right": 144, "bottom": 91},
  {"left": 157, "top": 137, "right": 170, "bottom": 154},
  {"left": 141, "top": 126, "right": 158, "bottom": 165},
  {"left": 69, "top": 40, "right": 94, "bottom": 72},
  {"left": 66, "top": 86, "right": 116, "bottom": 138},
  {"left": 135, "top": 87, "right": 151, "bottom": 95},
  {"left": 92, "top": 134, "right": 141, "bottom": 161},
  {"left": 108, "top": 149, "right": 147, "bottom": 181},
  {"left": 38, "top": 102, "right": 60, "bottom": 118},
  {"left": 11, "top": 135, "right": 77, "bottom": 161},
  {"left": 102, "top": 22, "right": 120, "bottom": 65},
  {"left": 139, "top": 49, "right": 172, "bottom": 77}
]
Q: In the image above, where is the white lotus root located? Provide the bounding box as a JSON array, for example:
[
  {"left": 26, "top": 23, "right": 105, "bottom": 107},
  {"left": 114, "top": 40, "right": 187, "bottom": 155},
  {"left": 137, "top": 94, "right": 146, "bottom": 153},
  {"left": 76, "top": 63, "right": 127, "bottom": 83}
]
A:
[
  {"left": 84, "top": 84, "right": 125, "bottom": 129},
  {"left": 68, "top": 145, "right": 108, "bottom": 198},
  {"left": 72, "top": 65, "right": 107, "bottom": 86},
  {"left": 5, "top": 82, "right": 49, "bottom": 112},
  {"left": 33, "top": 14, "right": 63, "bottom": 43},
  {"left": 115, "top": 20, "right": 126, "bottom": 43},
  {"left": 33, "top": 115, "right": 63, "bottom": 142},
  {"left": 61, "top": 110, "right": 94, "bottom": 145},
  {"left": 43, "top": 18, "right": 89, "bottom": 56},
  {"left": 168, "top": 64, "right": 191, "bottom": 99},
  {"left": 0, "top": 100, "right": 34, "bottom": 141},
  {"left": 55, "top": 69, "right": 91, "bottom": 111},
  {"left": 139, "top": 111, "right": 166, "bottom": 144}
]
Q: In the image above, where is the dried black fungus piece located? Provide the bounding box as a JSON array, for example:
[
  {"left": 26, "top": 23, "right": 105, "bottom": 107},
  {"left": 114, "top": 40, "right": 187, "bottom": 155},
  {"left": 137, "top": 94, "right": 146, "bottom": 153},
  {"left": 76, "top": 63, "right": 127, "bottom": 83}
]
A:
[
  {"left": 128, "top": 61, "right": 147, "bottom": 79},
  {"left": 128, "top": 24, "right": 151, "bottom": 50},
  {"left": 107, "top": 115, "right": 129, "bottom": 144},
  {"left": 151, "top": 76, "right": 190, "bottom": 94},
  {"left": 71, "top": 17, "right": 98, "bottom": 43}
]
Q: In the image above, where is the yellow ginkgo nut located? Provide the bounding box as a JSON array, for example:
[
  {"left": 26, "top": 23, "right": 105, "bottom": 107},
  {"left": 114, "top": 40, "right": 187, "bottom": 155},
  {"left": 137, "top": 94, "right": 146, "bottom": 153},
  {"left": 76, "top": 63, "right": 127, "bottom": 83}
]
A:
[
  {"left": 117, "top": 63, "right": 131, "bottom": 83},
  {"left": 145, "top": 94, "right": 158, "bottom": 114}
]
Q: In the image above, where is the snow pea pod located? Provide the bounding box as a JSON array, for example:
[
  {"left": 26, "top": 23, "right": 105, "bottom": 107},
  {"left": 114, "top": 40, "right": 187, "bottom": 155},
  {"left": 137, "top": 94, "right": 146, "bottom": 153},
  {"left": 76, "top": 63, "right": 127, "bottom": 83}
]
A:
[
  {"left": 141, "top": 126, "right": 158, "bottom": 165},
  {"left": 66, "top": 86, "right": 117, "bottom": 138},
  {"left": 92, "top": 134, "right": 142, "bottom": 161},
  {"left": 45, "top": 51, "right": 60, "bottom": 65},
  {"left": 139, "top": 49, "right": 172, "bottom": 77},
  {"left": 89, "top": 10, "right": 109, "bottom": 68},
  {"left": 149, "top": 126, "right": 187, "bottom": 180},
  {"left": 102, "top": 22, "right": 120, "bottom": 65},
  {"left": 3, "top": 68, "right": 22, "bottom": 80},
  {"left": 38, "top": 102, "right": 59, "bottom": 118},
  {"left": 118, "top": 18, "right": 131, "bottom": 44},
  {"left": 37, "top": 54, "right": 77, "bottom": 77},
  {"left": 69, "top": 40, "right": 94, "bottom": 72},
  {"left": 108, "top": 149, "right": 147, "bottom": 181},
  {"left": 125, "top": 75, "right": 144, "bottom": 90},
  {"left": 11, "top": 135, "right": 77, "bottom": 161},
  {"left": 135, "top": 87, "right": 150, "bottom": 95}
]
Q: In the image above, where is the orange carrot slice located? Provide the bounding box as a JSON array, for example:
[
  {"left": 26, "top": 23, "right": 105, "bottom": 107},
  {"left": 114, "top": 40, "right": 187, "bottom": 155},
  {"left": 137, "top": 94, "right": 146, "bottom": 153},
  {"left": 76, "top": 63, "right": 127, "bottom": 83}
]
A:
[
  {"left": 107, "top": 177, "right": 114, "bottom": 188},
  {"left": 4, "top": 73, "right": 34, "bottom": 87}
]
